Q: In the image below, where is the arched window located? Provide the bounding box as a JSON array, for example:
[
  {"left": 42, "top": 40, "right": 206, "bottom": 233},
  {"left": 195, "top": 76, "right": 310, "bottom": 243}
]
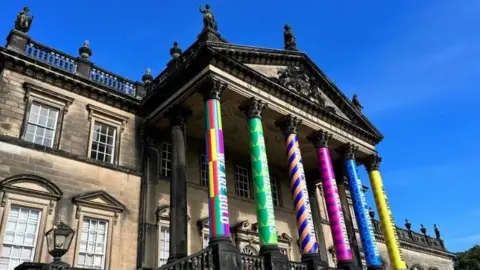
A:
[{"left": 241, "top": 245, "right": 258, "bottom": 255}]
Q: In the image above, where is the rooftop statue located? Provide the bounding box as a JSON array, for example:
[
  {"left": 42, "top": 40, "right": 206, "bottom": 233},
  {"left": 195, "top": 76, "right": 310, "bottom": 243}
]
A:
[
  {"left": 199, "top": 4, "right": 218, "bottom": 31},
  {"left": 352, "top": 94, "right": 363, "bottom": 112},
  {"left": 283, "top": 24, "right": 297, "bottom": 50},
  {"left": 15, "top": 7, "right": 34, "bottom": 33}
]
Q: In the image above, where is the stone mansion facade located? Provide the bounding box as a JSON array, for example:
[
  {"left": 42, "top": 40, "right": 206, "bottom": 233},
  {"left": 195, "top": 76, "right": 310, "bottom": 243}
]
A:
[{"left": 0, "top": 6, "right": 454, "bottom": 270}]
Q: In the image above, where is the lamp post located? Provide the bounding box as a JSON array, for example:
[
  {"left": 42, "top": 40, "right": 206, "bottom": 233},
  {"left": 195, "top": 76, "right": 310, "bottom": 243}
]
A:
[{"left": 43, "top": 220, "right": 75, "bottom": 270}]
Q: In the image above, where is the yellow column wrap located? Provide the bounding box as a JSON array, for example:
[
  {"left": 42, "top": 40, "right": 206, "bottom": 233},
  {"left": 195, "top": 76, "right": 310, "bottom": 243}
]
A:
[{"left": 369, "top": 169, "right": 407, "bottom": 270}]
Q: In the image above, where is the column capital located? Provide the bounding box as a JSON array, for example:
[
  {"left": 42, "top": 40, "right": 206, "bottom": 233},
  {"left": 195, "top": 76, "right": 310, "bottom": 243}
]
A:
[
  {"left": 307, "top": 130, "right": 331, "bottom": 148},
  {"left": 168, "top": 106, "right": 193, "bottom": 127},
  {"left": 365, "top": 154, "right": 382, "bottom": 171},
  {"left": 239, "top": 97, "right": 267, "bottom": 119},
  {"left": 275, "top": 114, "right": 302, "bottom": 135},
  {"left": 201, "top": 78, "right": 228, "bottom": 101},
  {"left": 337, "top": 143, "right": 359, "bottom": 161}
]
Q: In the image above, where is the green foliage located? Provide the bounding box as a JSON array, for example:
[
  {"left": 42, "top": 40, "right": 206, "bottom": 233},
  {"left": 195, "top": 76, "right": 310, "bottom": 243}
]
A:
[{"left": 455, "top": 245, "right": 480, "bottom": 270}]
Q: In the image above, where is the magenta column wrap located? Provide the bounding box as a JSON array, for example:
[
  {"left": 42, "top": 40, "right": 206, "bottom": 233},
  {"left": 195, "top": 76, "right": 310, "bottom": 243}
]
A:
[{"left": 317, "top": 147, "right": 353, "bottom": 261}]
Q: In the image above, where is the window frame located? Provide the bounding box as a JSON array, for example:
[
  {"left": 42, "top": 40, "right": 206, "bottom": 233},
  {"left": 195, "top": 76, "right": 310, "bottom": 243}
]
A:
[
  {"left": 89, "top": 121, "right": 118, "bottom": 164},
  {"left": 0, "top": 205, "right": 43, "bottom": 269},
  {"left": 199, "top": 153, "right": 208, "bottom": 188},
  {"left": 159, "top": 142, "right": 172, "bottom": 180},
  {"left": 86, "top": 104, "right": 128, "bottom": 165},
  {"left": 0, "top": 174, "right": 62, "bottom": 269},
  {"left": 234, "top": 165, "right": 251, "bottom": 199},
  {"left": 156, "top": 206, "right": 171, "bottom": 267},
  {"left": 73, "top": 211, "right": 113, "bottom": 270},
  {"left": 76, "top": 216, "right": 109, "bottom": 269},
  {"left": 269, "top": 176, "right": 281, "bottom": 207},
  {"left": 71, "top": 190, "right": 125, "bottom": 270},
  {"left": 21, "top": 83, "right": 74, "bottom": 149}
]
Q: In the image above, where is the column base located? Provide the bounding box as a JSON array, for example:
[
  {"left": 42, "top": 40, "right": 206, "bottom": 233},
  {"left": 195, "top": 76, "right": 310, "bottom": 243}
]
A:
[
  {"left": 208, "top": 236, "right": 242, "bottom": 270},
  {"left": 367, "top": 265, "right": 385, "bottom": 270},
  {"left": 301, "top": 253, "right": 329, "bottom": 270},
  {"left": 260, "top": 245, "right": 289, "bottom": 270},
  {"left": 337, "top": 260, "right": 363, "bottom": 270}
]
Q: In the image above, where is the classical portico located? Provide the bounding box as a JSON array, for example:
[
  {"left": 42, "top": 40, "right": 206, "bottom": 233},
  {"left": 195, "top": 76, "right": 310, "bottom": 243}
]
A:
[
  {"left": 0, "top": 4, "right": 456, "bottom": 270},
  {"left": 139, "top": 5, "right": 406, "bottom": 270}
]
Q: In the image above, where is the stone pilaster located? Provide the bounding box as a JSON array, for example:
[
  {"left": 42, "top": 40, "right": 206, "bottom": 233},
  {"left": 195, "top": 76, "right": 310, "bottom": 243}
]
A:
[
  {"left": 167, "top": 106, "right": 192, "bottom": 262},
  {"left": 305, "top": 180, "right": 330, "bottom": 267}
]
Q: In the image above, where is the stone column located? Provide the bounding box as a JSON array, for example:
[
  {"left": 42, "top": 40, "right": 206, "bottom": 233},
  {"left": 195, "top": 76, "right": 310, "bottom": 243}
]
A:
[
  {"left": 275, "top": 115, "right": 323, "bottom": 270},
  {"left": 339, "top": 144, "right": 383, "bottom": 270},
  {"left": 202, "top": 79, "right": 242, "bottom": 270},
  {"left": 240, "top": 98, "right": 288, "bottom": 270},
  {"left": 307, "top": 130, "right": 360, "bottom": 270},
  {"left": 167, "top": 106, "right": 192, "bottom": 262},
  {"left": 365, "top": 155, "right": 407, "bottom": 270}
]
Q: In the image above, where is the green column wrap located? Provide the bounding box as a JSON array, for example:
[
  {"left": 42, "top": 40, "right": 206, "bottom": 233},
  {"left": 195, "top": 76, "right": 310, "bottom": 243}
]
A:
[{"left": 249, "top": 117, "right": 278, "bottom": 246}]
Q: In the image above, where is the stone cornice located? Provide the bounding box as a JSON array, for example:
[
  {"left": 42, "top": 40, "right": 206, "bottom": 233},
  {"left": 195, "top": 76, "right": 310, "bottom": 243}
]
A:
[{"left": 0, "top": 47, "right": 140, "bottom": 113}]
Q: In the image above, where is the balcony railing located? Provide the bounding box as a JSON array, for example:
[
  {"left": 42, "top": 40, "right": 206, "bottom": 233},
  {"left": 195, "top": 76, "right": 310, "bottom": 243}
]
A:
[
  {"left": 89, "top": 66, "right": 136, "bottom": 96},
  {"left": 25, "top": 40, "right": 77, "bottom": 73},
  {"left": 156, "top": 247, "right": 214, "bottom": 270},
  {"left": 241, "top": 254, "right": 264, "bottom": 270},
  {"left": 288, "top": 261, "right": 308, "bottom": 270},
  {"left": 20, "top": 37, "right": 138, "bottom": 97},
  {"left": 155, "top": 249, "right": 311, "bottom": 270}
]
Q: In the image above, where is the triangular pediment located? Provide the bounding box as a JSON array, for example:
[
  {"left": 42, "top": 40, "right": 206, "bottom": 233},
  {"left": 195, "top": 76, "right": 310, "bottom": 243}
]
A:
[
  {"left": 208, "top": 43, "right": 383, "bottom": 143},
  {"left": 72, "top": 190, "right": 125, "bottom": 213}
]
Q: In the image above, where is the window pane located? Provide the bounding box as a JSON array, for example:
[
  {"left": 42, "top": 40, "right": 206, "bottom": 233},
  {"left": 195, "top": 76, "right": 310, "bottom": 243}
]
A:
[
  {"left": 158, "top": 227, "right": 170, "bottom": 266},
  {"left": 0, "top": 206, "right": 41, "bottom": 270},
  {"left": 77, "top": 218, "right": 108, "bottom": 269},
  {"left": 160, "top": 143, "right": 172, "bottom": 178},
  {"left": 200, "top": 154, "right": 208, "bottom": 187},
  {"left": 24, "top": 104, "right": 58, "bottom": 147},
  {"left": 90, "top": 122, "right": 116, "bottom": 163},
  {"left": 235, "top": 166, "right": 250, "bottom": 198}
]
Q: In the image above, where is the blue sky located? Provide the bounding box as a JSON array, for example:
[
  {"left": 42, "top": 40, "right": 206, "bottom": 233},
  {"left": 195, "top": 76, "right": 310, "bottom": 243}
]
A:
[{"left": 1, "top": 0, "right": 478, "bottom": 252}]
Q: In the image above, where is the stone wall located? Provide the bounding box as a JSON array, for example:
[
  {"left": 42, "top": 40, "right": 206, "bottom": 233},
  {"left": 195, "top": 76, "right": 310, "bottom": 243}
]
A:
[
  {"left": 0, "top": 69, "right": 142, "bottom": 170},
  {"left": 0, "top": 141, "right": 141, "bottom": 270}
]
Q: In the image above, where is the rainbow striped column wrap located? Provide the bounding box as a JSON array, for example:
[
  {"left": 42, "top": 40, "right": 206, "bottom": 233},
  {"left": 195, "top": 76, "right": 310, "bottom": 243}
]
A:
[
  {"left": 344, "top": 159, "right": 382, "bottom": 267},
  {"left": 205, "top": 98, "right": 230, "bottom": 238},
  {"left": 316, "top": 147, "right": 353, "bottom": 262},
  {"left": 284, "top": 133, "right": 319, "bottom": 254}
]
